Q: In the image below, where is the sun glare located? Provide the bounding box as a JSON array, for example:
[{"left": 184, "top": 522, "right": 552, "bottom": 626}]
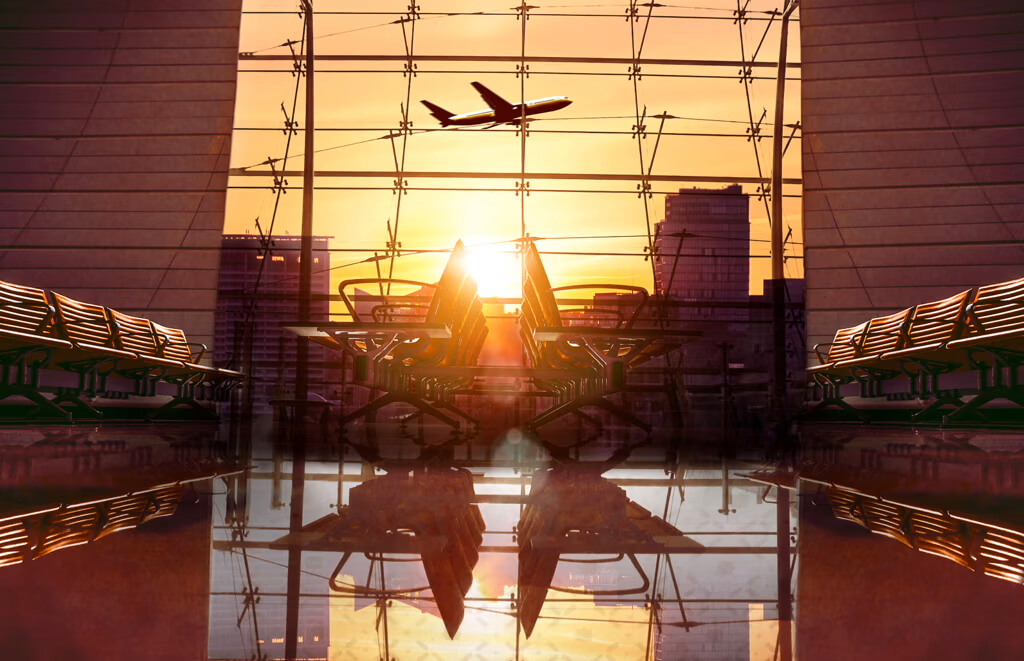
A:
[{"left": 467, "top": 245, "right": 522, "bottom": 298}]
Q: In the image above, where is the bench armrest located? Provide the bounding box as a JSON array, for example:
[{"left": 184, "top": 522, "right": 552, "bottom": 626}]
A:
[
  {"left": 338, "top": 278, "right": 435, "bottom": 322},
  {"left": 184, "top": 342, "right": 208, "bottom": 363},
  {"left": 812, "top": 342, "right": 832, "bottom": 365},
  {"left": 964, "top": 302, "right": 986, "bottom": 334},
  {"left": 155, "top": 333, "right": 207, "bottom": 363}
]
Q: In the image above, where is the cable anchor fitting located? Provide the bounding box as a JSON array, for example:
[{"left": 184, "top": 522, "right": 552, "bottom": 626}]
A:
[
  {"left": 280, "top": 103, "right": 298, "bottom": 136},
  {"left": 284, "top": 39, "right": 304, "bottom": 77},
  {"left": 514, "top": 3, "right": 536, "bottom": 20},
  {"left": 746, "top": 107, "right": 766, "bottom": 141},
  {"left": 266, "top": 159, "right": 288, "bottom": 195}
]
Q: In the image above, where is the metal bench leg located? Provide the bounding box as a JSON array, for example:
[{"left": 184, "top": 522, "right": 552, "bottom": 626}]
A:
[
  {"left": 942, "top": 387, "right": 1024, "bottom": 425},
  {"left": 528, "top": 399, "right": 582, "bottom": 430},
  {"left": 50, "top": 392, "right": 103, "bottom": 419},
  {"left": 571, "top": 409, "right": 603, "bottom": 428},
  {"left": 911, "top": 393, "right": 966, "bottom": 422},
  {"left": 341, "top": 392, "right": 460, "bottom": 429},
  {"left": 434, "top": 400, "right": 479, "bottom": 427},
  {"left": 0, "top": 386, "right": 72, "bottom": 422},
  {"left": 340, "top": 392, "right": 401, "bottom": 426},
  {"left": 588, "top": 395, "right": 652, "bottom": 433},
  {"left": 393, "top": 394, "right": 461, "bottom": 429}
]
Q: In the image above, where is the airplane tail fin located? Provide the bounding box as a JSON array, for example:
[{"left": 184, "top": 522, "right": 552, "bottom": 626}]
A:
[{"left": 421, "top": 100, "right": 454, "bottom": 126}]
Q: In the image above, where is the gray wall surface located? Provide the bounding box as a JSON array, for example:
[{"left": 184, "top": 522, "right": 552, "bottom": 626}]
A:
[
  {"left": 801, "top": 0, "right": 1024, "bottom": 362},
  {"left": 0, "top": 1, "right": 243, "bottom": 351}
]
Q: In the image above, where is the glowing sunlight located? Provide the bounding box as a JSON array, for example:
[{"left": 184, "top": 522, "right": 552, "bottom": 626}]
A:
[{"left": 466, "top": 243, "right": 522, "bottom": 298}]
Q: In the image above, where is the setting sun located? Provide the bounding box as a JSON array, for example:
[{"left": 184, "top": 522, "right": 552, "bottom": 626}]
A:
[{"left": 466, "top": 244, "right": 522, "bottom": 299}]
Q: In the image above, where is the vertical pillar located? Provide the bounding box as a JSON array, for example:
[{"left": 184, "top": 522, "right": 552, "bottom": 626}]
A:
[
  {"left": 770, "top": 1, "right": 798, "bottom": 440},
  {"left": 286, "top": 3, "right": 314, "bottom": 659}
]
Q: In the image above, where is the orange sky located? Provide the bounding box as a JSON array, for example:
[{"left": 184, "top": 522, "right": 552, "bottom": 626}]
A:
[{"left": 228, "top": 0, "right": 802, "bottom": 301}]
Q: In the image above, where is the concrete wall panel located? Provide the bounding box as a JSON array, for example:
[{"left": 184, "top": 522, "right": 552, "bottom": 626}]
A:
[
  {"left": 803, "top": 0, "right": 1024, "bottom": 367},
  {"left": 0, "top": 1, "right": 242, "bottom": 350}
]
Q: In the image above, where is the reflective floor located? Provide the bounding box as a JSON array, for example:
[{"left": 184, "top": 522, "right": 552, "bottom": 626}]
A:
[{"left": 1, "top": 416, "right": 1022, "bottom": 660}]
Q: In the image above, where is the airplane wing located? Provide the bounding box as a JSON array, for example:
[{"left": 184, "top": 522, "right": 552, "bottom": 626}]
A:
[{"left": 471, "top": 82, "right": 515, "bottom": 114}]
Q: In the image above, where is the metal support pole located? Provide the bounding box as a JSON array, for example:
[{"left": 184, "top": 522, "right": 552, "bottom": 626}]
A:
[
  {"left": 286, "top": 4, "right": 314, "bottom": 660},
  {"left": 770, "top": 1, "right": 797, "bottom": 439},
  {"left": 297, "top": 0, "right": 315, "bottom": 403}
]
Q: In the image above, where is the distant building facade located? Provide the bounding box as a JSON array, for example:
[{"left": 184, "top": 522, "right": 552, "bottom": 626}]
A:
[
  {"left": 213, "top": 234, "right": 335, "bottom": 408},
  {"left": 655, "top": 185, "right": 751, "bottom": 324}
]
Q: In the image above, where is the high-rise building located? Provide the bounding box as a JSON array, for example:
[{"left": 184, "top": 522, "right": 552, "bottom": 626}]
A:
[
  {"left": 655, "top": 185, "right": 751, "bottom": 323},
  {"left": 213, "top": 234, "right": 334, "bottom": 408}
]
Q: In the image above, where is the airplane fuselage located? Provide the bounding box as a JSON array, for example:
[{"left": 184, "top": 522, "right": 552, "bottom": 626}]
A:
[{"left": 447, "top": 96, "right": 572, "bottom": 126}]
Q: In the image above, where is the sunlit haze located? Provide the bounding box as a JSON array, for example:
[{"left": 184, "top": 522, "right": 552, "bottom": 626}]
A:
[{"left": 229, "top": 0, "right": 803, "bottom": 309}]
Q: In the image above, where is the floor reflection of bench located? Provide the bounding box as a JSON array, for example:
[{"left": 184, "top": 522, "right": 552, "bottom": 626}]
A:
[
  {"left": 808, "top": 275, "right": 1024, "bottom": 422},
  {"left": 516, "top": 466, "right": 698, "bottom": 637},
  {"left": 0, "top": 484, "right": 185, "bottom": 567},
  {"left": 272, "top": 468, "right": 484, "bottom": 639},
  {"left": 824, "top": 484, "right": 1024, "bottom": 585},
  {"left": 521, "top": 242, "right": 698, "bottom": 432},
  {"left": 0, "top": 279, "right": 244, "bottom": 420}
]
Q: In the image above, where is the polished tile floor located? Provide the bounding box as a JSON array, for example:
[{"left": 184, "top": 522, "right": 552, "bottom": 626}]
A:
[{"left": 0, "top": 416, "right": 1021, "bottom": 660}]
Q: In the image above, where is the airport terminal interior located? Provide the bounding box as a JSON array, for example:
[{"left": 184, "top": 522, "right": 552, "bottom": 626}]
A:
[{"left": 1, "top": 1, "right": 1023, "bottom": 659}]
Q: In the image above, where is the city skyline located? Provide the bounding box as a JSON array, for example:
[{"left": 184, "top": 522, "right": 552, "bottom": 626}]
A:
[{"left": 227, "top": 0, "right": 804, "bottom": 300}]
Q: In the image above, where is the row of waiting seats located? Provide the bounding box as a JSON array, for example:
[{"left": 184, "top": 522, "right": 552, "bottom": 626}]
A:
[
  {"left": 808, "top": 275, "right": 1024, "bottom": 422},
  {"left": 0, "top": 280, "right": 243, "bottom": 420},
  {"left": 519, "top": 241, "right": 695, "bottom": 431},
  {"left": 287, "top": 240, "right": 696, "bottom": 431},
  {"left": 290, "top": 240, "right": 488, "bottom": 430}
]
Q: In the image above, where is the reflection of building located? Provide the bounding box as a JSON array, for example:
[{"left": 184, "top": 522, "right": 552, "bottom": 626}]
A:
[
  {"left": 208, "top": 551, "right": 331, "bottom": 661},
  {"left": 213, "top": 234, "right": 334, "bottom": 407}
]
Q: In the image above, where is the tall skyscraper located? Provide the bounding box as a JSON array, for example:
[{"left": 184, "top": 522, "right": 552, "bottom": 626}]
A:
[
  {"left": 213, "top": 234, "right": 334, "bottom": 408},
  {"left": 655, "top": 185, "right": 751, "bottom": 323}
]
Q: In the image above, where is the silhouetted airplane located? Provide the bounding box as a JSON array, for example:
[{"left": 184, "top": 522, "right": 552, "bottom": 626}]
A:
[{"left": 421, "top": 82, "right": 572, "bottom": 128}]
